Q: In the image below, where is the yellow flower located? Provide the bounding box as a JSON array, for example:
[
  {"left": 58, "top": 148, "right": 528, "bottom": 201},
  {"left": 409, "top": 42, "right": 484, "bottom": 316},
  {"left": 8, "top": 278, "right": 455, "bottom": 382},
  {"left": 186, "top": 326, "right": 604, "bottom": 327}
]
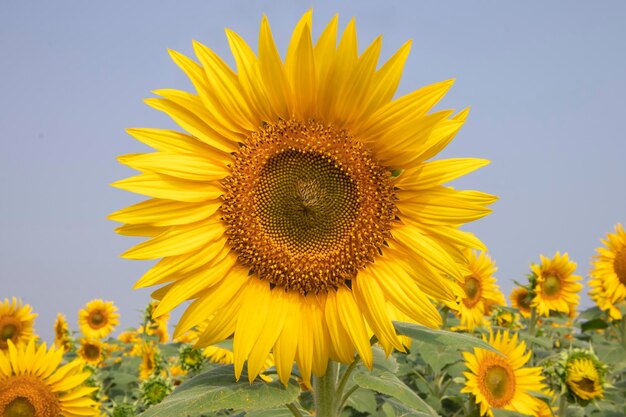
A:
[
  {"left": 77, "top": 338, "right": 105, "bottom": 366},
  {"left": 531, "top": 252, "right": 582, "bottom": 317},
  {"left": 78, "top": 299, "right": 120, "bottom": 339},
  {"left": 143, "top": 302, "right": 170, "bottom": 343},
  {"left": 452, "top": 250, "right": 505, "bottom": 330},
  {"left": 566, "top": 357, "right": 603, "bottom": 401},
  {"left": 53, "top": 313, "right": 73, "bottom": 352},
  {"left": 0, "top": 297, "right": 37, "bottom": 350},
  {"left": 462, "top": 331, "right": 546, "bottom": 417},
  {"left": 0, "top": 340, "right": 99, "bottom": 417},
  {"left": 111, "top": 11, "right": 495, "bottom": 386},
  {"left": 589, "top": 224, "right": 626, "bottom": 320},
  {"left": 139, "top": 343, "right": 159, "bottom": 380},
  {"left": 118, "top": 329, "right": 140, "bottom": 344},
  {"left": 510, "top": 287, "right": 532, "bottom": 318}
]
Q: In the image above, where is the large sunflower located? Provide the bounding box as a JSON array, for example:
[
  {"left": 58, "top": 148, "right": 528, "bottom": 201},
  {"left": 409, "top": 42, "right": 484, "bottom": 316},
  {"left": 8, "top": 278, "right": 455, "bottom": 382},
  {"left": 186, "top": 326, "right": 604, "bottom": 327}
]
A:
[
  {"left": 0, "top": 340, "right": 99, "bottom": 417},
  {"left": 0, "top": 297, "right": 37, "bottom": 350},
  {"left": 111, "top": 12, "right": 495, "bottom": 385},
  {"left": 78, "top": 299, "right": 120, "bottom": 339},
  {"left": 589, "top": 224, "right": 626, "bottom": 320},
  {"left": 462, "top": 331, "right": 546, "bottom": 417},
  {"left": 531, "top": 252, "right": 582, "bottom": 317},
  {"left": 452, "top": 250, "right": 505, "bottom": 330}
]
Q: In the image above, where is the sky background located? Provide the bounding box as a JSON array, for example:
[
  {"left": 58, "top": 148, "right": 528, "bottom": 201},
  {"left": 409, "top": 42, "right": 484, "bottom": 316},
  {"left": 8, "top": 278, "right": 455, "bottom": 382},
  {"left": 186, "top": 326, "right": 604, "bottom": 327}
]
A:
[{"left": 1, "top": 1, "right": 625, "bottom": 342}]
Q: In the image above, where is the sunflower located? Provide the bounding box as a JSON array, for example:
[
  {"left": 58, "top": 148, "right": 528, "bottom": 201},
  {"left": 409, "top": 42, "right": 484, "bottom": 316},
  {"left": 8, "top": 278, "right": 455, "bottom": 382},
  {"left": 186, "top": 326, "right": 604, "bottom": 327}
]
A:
[
  {"left": 0, "top": 298, "right": 37, "bottom": 350},
  {"left": 143, "top": 301, "right": 170, "bottom": 343},
  {"left": 78, "top": 299, "right": 120, "bottom": 339},
  {"left": 462, "top": 331, "right": 546, "bottom": 417},
  {"left": 53, "top": 313, "right": 73, "bottom": 352},
  {"left": 509, "top": 287, "right": 532, "bottom": 318},
  {"left": 0, "top": 340, "right": 99, "bottom": 417},
  {"left": 139, "top": 343, "right": 161, "bottom": 380},
  {"left": 77, "top": 338, "right": 105, "bottom": 366},
  {"left": 589, "top": 224, "right": 626, "bottom": 320},
  {"left": 566, "top": 357, "right": 604, "bottom": 402},
  {"left": 111, "top": 11, "right": 495, "bottom": 385},
  {"left": 531, "top": 252, "right": 582, "bottom": 317},
  {"left": 452, "top": 250, "right": 505, "bottom": 330}
]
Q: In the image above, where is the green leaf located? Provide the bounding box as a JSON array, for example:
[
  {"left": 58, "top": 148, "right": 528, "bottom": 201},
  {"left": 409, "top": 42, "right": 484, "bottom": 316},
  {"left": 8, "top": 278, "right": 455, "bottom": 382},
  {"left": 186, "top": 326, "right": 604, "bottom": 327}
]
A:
[
  {"left": 410, "top": 340, "right": 462, "bottom": 374},
  {"left": 580, "top": 318, "right": 609, "bottom": 332},
  {"left": 393, "top": 322, "right": 500, "bottom": 354},
  {"left": 345, "top": 388, "right": 378, "bottom": 414},
  {"left": 246, "top": 406, "right": 311, "bottom": 417},
  {"left": 138, "top": 364, "right": 300, "bottom": 417},
  {"left": 384, "top": 398, "right": 435, "bottom": 417},
  {"left": 353, "top": 370, "right": 438, "bottom": 417}
]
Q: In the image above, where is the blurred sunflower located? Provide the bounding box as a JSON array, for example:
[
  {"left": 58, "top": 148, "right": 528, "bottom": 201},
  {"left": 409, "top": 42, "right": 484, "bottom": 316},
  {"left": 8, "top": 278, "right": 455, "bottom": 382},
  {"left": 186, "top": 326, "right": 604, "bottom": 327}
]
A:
[
  {"left": 0, "top": 340, "right": 99, "bottom": 417},
  {"left": 53, "top": 313, "right": 73, "bottom": 352},
  {"left": 509, "top": 287, "right": 532, "bottom": 318},
  {"left": 531, "top": 252, "right": 582, "bottom": 317},
  {"left": 78, "top": 299, "right": 120, "bottom": 339},
  {"left": 118, "top": 329, "right": 140, "bottom": 344},
  {"left": 143, "top": 301, "right": 170, "bottom": 343},
  {"left": 111, "top": 11, "right": 495, "bottom": 385},
  {"left": 589, "top": 224, "right": 626, "bottom": 320},
  {"left": 0, "top": 297, "right": 37, "bottom": 350},
  {"left": 566, "top": 356, "right": 604, "bottom": 402},
  {"left": 77, "top": 339, "right": 105, "bottom": 366},
  {"left": 462, "top": 331, "right": 546, "bottom": 417},
  {"left": 452, "top": 250, "right": 505, "bottom": 330},
  {"left": 139, "top": 343, "right": 161, "bottom": 380}
]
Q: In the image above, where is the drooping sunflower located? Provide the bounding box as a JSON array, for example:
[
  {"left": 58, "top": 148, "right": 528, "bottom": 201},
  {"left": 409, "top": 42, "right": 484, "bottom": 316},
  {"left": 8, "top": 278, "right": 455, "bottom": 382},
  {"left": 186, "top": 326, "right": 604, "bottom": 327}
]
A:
[
  {"left": 77, "top": 338, "right": 105, "bottom": 366},
  {"left": 462, "top": 331, "right": 546, "bottom": 417},
  {"left": 78, "top": 299, "right": 120, "bottom": 339},
  {"left": 139, "top": 343, "right": 161, "bottom": 380},
  {"left": 589, "top": 223, "right": 626, "bottom": 320},
  {"left": 509, "top": 287, "right": 532, "bottom": 318},
  {"left": 53, "top": 313, "right": 73, "bottom": 352},
  {"left": 452, "top": 250, "right": 505, "bottom": 330},
  {"left": 0, "top": 297, "right": 37, "bottom": 350},
  {"left": 111, "top": 11, "right": 495, "bottom": 385},
  {"left": 531, "top": 252, "right": 582, "bottom": 317},
  {"left": 0, "top": 340, "right": 99, "bottom": 417},
  {"left": 566, "top": 357, "right": 603, "bottom": 401}
]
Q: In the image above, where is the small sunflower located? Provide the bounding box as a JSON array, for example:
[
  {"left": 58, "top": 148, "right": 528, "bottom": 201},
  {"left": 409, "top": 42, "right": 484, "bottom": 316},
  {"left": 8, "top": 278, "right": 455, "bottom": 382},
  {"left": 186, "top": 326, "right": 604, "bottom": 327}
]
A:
[
  {"left": 53, "top": 313, "right": 73, "bottom": 352},
  {"left": 462, "top": 331, "right": 546, "bottom": 417},
  {"left": 118, "top": 329, "right": 140, "bottom": 344},
  {"left": 139, "top": 343, "right": 161, "bottom": 380},
  {"left": 531, "top": 252, "right": 582, "bottom": 317},
  {"left": 143, "top": 301, "right": 170, "bottom": 343},
  {"left": 78, "top": 299, "right": 120, "bottom": 339},
  {"left": 509, "top": 287, "right": 532, "bottom": 318},
  {"left": 111, "top": 11, "right": 496, "bottom": 385},
  {"left": 452, "top": 250, "right": 505, "bottom": 330},
  {"left": 589, "top": 224, "right": 626, "bottom": 319},
  {"left": 0, "top": 340, "right": 99, "bottom": 417},
  {"left": 566, "top": 356, "right": 604, "bottom": 402},
  {"left": 0, "top": 297, "right": 37, "bottom": 350},
  {"left": 77, "top": 338, "right": 105, "bottom": 366}
]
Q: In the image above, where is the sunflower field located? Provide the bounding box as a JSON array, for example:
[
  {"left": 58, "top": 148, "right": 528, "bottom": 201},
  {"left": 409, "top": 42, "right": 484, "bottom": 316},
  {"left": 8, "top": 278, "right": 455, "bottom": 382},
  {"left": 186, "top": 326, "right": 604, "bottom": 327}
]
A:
[{"left": 2, "top": 10, "right": 626, "bottom": 417}]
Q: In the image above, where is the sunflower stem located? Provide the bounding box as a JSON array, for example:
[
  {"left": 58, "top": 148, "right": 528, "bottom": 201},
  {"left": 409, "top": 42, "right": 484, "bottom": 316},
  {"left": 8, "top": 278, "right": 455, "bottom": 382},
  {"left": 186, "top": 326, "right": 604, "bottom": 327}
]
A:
[
  {"left": 528, "top": 306, "right": 538, "bottom": 365},
  {"left": 620, "top": 318, "right": 626, "bottom": 349},
  {"left": 557, "top": 392, "right": 568, "bottom": 417},
  {"left": 313, "top": 360, "right": 340, "bottom": 417},
  {"left": 286, "top": 402, "right": 304, "bottom": 417},
  {"left": 335, "top": 357, "right": 359, "bottom": 406}
]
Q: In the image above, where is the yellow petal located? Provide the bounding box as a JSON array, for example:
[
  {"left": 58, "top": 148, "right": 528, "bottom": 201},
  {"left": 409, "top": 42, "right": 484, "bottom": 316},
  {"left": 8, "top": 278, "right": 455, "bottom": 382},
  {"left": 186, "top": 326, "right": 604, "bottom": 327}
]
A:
[{"left": 111, "top": 172, "right": 223, "bottom": 202}]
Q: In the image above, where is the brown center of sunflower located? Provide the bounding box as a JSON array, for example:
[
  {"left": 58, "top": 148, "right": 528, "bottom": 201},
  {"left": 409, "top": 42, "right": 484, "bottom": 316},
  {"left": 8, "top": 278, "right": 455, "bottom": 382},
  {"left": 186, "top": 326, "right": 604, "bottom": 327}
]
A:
[
  {"left": 83, "top": 343, "right": 100, "bottom": 360},
  {"left": 463, "top": 277, "right": 482, "bottom": 307},
  {"left": 89, "top": 311, "right": 106, "bottom": 328},
  {"left": 515, "top": 290, "right": 532, "bottom": 311},
  {"left": 222, "top": 119, "right": 396, "bottom": 294},
  {"left": 542, "top": 275, "right": 561, "bottom": 298},
  {"left": 614, "top": 248, "right": 626, "bottom": 286},
  {"left": 482, "top": 363, "right": 515, "bottom": 407},
  {"left": 0, "top": 375, "right": 60, "bottom": 417},
  {"left": 573, "top": 377, "right": 596, "bottom": 393}
]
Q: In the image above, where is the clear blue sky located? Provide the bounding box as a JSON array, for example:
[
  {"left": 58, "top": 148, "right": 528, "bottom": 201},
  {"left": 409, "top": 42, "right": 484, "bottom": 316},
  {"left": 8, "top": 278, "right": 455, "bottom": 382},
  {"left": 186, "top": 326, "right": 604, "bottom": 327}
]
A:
[{"left": 1, "top": 1, "right": 625, "bottom": 342}]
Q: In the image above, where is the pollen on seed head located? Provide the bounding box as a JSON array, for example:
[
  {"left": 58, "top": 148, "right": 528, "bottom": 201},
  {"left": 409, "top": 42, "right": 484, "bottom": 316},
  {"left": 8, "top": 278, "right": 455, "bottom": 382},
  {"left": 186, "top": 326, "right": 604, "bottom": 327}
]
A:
[{"left": 221, "top": 119, "right": 397, "bottom": 294}]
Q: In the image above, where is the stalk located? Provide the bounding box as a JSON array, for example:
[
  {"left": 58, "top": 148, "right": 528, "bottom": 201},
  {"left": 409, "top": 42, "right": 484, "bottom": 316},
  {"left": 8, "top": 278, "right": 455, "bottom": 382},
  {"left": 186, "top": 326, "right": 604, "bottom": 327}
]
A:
[
  {"left": 313, "top": 361, "right": 340, "bottom": 417},
  {"left": 557, "top": 393, "right": 568, "bottom": 417}
]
